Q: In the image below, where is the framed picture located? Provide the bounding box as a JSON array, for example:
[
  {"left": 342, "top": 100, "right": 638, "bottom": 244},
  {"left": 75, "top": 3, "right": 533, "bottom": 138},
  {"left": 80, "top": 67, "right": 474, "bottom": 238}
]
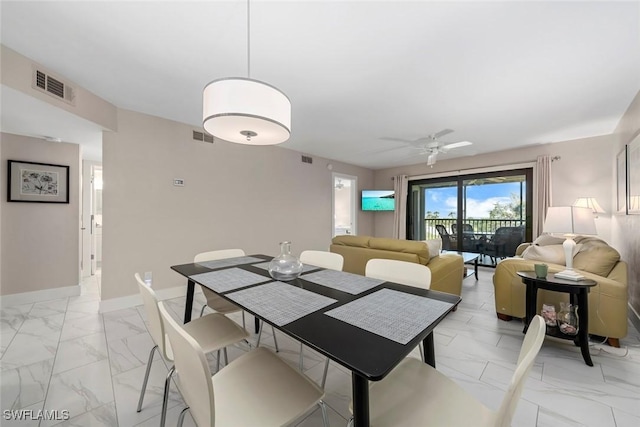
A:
[
  {"left": 628, "top": 133, "right": 640, "bottom": 214},
  {"left": 616, "top": 147, "right": 627, "bottom": 214},
  {"left": 7, "top": 160, "right": 70, "bottom": 203}
]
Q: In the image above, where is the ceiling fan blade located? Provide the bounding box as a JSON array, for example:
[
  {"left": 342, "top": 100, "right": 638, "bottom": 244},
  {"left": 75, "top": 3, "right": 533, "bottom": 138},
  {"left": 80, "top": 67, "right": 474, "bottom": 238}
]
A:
[
  {"left": 379, "top": 136, "right": 415, "bottom": 143},
  {"left": 441, "top": 141, "right": 473, "bottom": 151},
  {"left": 433, "top": 129, "right": 454, "bottom": 139}
]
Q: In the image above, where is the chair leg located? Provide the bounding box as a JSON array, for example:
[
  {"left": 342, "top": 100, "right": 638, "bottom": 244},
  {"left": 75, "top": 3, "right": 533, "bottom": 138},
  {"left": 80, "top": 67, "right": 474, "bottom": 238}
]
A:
[
  {"left": 160, "top": 365, "right": 175, "bottom": 427},
  {"left": 256, "top": 322, "right": 263, "bottom": 347},
  {"left": 347, "top": 416, "right": 354, "bottom": 427},
  {"left": 216, "top": 349, "right": 221, "bottom": 372},
  {"left": 177, "top": 407, "right": 190, "bottom": 427},
  {"left": 199, "top": 304, "right": 207, "bottom": 317},
  {"left": 136, "top": 345, "right": 158, "bottom": 412},
  {"left": 241, "top": 311, "right": 246, "bottom": 329},
  {"left": 321, "top": 358, "right": 330, "bottom": 389},
  {"left": 318, "top": 400, "right": 329, "bottom": 427},
  {"left": 224, "top": 347, "right": 229, "bottom": 365},
  {"left": 271, "top": 325, "right": 279, "bottom": 352},
  {"left": 299, "top": 343, "right": 304, "bottom": 371}
]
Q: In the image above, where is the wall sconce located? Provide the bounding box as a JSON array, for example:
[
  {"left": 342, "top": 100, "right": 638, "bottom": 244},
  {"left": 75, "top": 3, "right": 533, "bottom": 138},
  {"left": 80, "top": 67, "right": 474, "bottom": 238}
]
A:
[{"left": 572, "top": 197, "right": 605, "bottom": 218}]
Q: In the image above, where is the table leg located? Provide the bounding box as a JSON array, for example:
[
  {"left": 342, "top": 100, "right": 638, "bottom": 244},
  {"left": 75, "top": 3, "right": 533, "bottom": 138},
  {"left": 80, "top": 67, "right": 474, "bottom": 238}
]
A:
[
  {"left": 254, "top": 317, "right": 260, "bottom": 334},
  {"left": 184, "top": 280, "right": 195, "bottom": 324},
  {"left": 423, "top": 333, "right": 436, "bottom": 368},
  {"left": 352, "top": 373, "right": 369, "bottom": 427},
  {"left": 523, "top": 281, "right": 536, "bottom": 334},
  {"left": 474, "top": 257, "right": 479, "bottom": 280},
  {"left": 577, "top": 289, "right": 593, "bottom": 366}
]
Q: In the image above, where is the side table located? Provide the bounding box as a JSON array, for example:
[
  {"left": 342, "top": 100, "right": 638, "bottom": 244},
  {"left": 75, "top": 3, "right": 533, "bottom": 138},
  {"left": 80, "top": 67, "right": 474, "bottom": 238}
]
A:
[{"left": 517, "top": 271, "right": 597, "bottom": 366}]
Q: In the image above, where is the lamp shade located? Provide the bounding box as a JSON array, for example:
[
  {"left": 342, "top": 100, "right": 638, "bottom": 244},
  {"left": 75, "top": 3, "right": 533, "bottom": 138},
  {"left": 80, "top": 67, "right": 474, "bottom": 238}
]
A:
[
  {"left": 572, "top": 197, "right": 605, "bottom": 214},
  {"left": 543, "top": 206, "right": 597, "bottom": 235},
  {"left": 203, "top": 77, "right": 291, "bottom": 145}
]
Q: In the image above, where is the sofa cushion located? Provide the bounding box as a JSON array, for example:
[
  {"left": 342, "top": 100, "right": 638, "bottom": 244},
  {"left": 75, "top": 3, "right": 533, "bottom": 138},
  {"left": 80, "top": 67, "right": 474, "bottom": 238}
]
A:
[
  {"left": 531, "top": 234, "right": 566, "bottom": 246},
  {"left": 369, "top": 237, "right": 430, "bottom": 264},
  {"left": 331, "top": 235, "right": 370, "bottom": 248}
]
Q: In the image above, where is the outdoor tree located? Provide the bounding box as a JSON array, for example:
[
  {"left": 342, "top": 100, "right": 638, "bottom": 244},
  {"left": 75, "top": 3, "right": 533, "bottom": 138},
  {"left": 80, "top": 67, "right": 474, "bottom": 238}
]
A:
[{"left": 489, "top": 193, "right": 524, "bottom": 219}]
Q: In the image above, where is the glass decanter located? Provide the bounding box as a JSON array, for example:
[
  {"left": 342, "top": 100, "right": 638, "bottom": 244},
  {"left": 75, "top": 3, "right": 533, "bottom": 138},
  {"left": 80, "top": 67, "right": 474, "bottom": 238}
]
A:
[
  {"left": 268, "top": 241, "right": 303, "bottom": 281},
  {"left": 557, "top": 302, "right": 579, "bottom": 336}
]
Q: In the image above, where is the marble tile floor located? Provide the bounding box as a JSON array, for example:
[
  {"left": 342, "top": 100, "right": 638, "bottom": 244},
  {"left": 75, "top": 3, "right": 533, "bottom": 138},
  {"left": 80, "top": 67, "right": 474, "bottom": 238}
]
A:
[{"left": 1, "top": 268, "right": 639, "bottom": 427}]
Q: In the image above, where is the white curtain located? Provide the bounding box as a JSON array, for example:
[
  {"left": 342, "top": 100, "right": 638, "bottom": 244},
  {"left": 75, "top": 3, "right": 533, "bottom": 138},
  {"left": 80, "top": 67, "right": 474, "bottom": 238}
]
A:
[
  {"left": 536, "top": 156, "right": 552, "bottom": 237},
  {"left": 393, "top": 175, "right": 409, "bottom": 239}
]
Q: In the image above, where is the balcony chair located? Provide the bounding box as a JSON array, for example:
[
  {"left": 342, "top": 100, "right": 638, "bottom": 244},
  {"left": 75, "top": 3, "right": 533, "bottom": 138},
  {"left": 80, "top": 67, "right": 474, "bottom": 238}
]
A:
[
  {"left": 195, "top": 249, "right": 279, "bottom": 352},
  {"left": 299, "top": 250, "right": 344, "bottom": 388},
  {"left": 365, "top": 258, "right": 432, "bottom": 361},
  {"left": 435, "top": 224, "right": 457, "bottom": 250},
  {"left": 157, "top": 301, "right": 329, "bottom": 427},
  {"left": 347, "top": 315, "right": 546, "bottom": 427},
  {"left": 135, "top": 273, "right": 249, "bottom": 427},
  {"left": 483, "top": 226, "right": 525, "bottom": 264}
]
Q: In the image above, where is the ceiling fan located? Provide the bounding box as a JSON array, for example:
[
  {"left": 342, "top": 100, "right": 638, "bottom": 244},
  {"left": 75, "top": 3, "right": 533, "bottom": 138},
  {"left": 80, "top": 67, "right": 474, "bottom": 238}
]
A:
[{"left": 381, "top": 129, "right": 473, "bottom": 167}]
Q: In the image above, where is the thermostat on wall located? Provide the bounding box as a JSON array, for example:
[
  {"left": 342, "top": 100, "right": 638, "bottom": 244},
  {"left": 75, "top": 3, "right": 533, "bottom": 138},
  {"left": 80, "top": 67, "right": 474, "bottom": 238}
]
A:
[{"left": 173, "top": 179, "right": 185, "bottom": 186}]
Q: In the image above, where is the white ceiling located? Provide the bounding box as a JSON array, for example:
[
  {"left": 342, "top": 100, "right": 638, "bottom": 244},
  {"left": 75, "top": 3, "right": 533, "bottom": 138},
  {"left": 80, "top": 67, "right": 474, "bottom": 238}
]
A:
[{"left": 1, "top": 1, "right": 639, "bottom": 169}]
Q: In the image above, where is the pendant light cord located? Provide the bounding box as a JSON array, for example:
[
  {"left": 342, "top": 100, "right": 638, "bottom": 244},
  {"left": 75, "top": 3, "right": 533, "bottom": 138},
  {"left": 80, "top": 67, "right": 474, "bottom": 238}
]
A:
[{"left": 247, "top": 0, "right": 251, "bottom": 79}]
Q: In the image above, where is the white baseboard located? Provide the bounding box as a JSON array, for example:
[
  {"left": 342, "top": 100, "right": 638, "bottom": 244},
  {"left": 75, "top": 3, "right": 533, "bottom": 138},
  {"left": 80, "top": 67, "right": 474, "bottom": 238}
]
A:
[
  {"left": 0, "top": 285, "right": 81, "bottom": 307},
  {"left": 99, "top": 285, "right": 190, "bottom": 313},
  {"left": 629, "top": 302, "right": 640, "bottom": 334}
]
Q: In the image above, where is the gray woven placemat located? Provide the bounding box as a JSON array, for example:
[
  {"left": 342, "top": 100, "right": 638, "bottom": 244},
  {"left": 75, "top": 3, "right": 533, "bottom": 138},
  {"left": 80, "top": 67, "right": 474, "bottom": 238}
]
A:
[
  {"left": 189, "top": 268, "right": 269, "bottom": 293},
  {"left": 195, "top": 256, "right": 264, "bottom": 270},
  {"left": 325, "top": 288, "right": 454, "bottom": 344},
  {"left": 302, "top": 269, "right": 384, "bottom": 294},
  {"left": 226, "top": 281, "right": 337, "bottom": 326},
  {"left": 252, "top": 261, "right": 318, "bottom": 273}
]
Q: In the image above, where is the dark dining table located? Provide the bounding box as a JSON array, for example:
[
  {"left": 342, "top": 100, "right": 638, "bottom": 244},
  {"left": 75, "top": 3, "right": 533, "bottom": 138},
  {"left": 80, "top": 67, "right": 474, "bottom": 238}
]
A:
[{"left": 171, "top": 254, "right": 461, "bottom": 427}]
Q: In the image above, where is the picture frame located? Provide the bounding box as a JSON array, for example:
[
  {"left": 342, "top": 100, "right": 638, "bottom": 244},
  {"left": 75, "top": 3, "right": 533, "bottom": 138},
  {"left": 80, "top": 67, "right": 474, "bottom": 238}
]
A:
[
  {"left": 7, "top": 160, "right": 70, "bottom": 203},
  {"left": 628, "top": 133, "right": 640, "bottom": 214},
  {"left": 616, "top": 147, "right": 627, "bottom": 214}
]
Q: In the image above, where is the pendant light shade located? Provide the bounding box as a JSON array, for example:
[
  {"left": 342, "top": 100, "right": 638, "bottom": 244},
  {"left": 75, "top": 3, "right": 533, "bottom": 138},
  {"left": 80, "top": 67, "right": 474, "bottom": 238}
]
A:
[{"left": 202, "top": 77, "right": 291, "bottom": 145}]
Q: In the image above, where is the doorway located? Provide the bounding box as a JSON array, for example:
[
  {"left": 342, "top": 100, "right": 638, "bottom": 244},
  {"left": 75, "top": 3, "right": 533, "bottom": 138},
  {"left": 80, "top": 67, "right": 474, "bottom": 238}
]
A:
[{"left": 332, "top": 173, "right": 357, "bottom": 237}]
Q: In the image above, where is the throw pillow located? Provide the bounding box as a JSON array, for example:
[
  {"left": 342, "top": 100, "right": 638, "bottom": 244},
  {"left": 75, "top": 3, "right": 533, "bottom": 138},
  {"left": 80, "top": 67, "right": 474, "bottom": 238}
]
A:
[
  {"left": 573, "top": 242, "right": 621, "bottom": 277},
  {"left": 532, "top": 234, "right": 566, "bottom": 246},
  {"left": 521, "top": 244, "right": 566, "bottom": 265},
  {"left": 421, "top": 239, "right": 442, "bottom": 260}
]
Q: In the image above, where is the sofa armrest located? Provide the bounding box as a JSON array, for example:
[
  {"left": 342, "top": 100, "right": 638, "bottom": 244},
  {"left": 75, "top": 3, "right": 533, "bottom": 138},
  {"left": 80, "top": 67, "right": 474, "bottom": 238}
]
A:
[{"left": 427, "top": 254, "right": 464, "bottom": 296}]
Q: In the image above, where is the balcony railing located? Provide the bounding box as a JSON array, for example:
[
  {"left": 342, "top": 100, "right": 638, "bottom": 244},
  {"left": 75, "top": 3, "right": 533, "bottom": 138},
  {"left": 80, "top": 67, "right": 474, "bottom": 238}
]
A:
[{"left": 423, "top": 218, "right": 525, "bottom": 240}]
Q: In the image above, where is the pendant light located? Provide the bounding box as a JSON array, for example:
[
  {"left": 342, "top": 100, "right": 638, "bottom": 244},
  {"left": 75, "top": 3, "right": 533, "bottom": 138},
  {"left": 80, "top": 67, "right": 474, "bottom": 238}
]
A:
[{"left": 202, "top": 0, "right": 291, "bottom": 145}]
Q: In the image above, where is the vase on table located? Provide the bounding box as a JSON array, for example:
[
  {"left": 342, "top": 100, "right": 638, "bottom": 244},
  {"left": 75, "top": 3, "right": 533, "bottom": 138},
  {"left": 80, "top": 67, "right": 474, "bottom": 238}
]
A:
[
  {"left": 557, "top": 302, "right": 579, "bottom": 336},
  {"left": 268, "top": 241, "right": 303, "bottom": 281}
]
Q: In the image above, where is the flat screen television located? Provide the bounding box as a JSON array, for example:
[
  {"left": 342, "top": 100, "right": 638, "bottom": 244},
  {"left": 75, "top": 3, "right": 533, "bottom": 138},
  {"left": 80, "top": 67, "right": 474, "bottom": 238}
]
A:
[{"left": 361, "top": 190, "right": 395, "bottom": 211}]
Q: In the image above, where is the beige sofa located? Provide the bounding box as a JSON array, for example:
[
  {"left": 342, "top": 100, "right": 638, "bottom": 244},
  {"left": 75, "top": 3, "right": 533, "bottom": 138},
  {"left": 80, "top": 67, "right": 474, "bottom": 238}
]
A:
[
  {"left": 330, "top": 235, "right": 464, "bottom": 296},
  {"left": 493, "top": 236, "right": 628, "bottom": 346}
]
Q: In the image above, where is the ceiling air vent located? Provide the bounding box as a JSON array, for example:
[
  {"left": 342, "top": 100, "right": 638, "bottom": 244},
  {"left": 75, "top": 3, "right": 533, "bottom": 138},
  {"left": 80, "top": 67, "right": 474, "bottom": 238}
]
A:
[
  {"left": 192, "top": 130, "right": 214, "bottom": 143},
  {"left": 301, "top": 155, "right": 313, "bottom": 164},
  {"left": 32, "top": 68, "right": 75, "bottom": 105}
]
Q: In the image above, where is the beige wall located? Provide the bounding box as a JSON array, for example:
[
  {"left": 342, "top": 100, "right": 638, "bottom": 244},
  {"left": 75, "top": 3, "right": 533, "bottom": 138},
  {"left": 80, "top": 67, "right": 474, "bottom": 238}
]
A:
[
  {"left": 101, "top": 109, "right": 374, "bottom": 301},
  {"left": 612, "top": 90, "right": 640, "bottom": 317},
  {"left": 373, "top": 134, "right": 616, "bottom": 241},
  {"left": 0, "top": 133, "right": 81, "bottom": 295}
]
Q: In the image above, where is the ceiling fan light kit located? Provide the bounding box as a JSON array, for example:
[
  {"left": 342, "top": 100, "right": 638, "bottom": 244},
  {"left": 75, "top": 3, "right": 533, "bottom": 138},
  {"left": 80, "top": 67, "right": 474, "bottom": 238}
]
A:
[{"left": 202, "top": 0, "right": 290, "bottom": 145}]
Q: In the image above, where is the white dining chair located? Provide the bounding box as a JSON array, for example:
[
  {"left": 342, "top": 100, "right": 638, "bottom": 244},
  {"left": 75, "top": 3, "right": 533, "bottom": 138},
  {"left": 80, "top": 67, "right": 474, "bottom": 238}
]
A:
[
  {"left": 299, "top": 250, "right": 344, "bottom": 388},
  {"left": 194, "top": 249, "right": 279, "bottom": 352},
  {"left": 157, "top": 301, "right": 329, "bottom": 427},
  {"left": 347, "top": 315, "right": 547, "bottom": 427},
  {"left": 135, "top": 273, "right": 249, "bottom": 427},
  {"left": 365, "top": 258, "right": 432, "bottom": 361}
]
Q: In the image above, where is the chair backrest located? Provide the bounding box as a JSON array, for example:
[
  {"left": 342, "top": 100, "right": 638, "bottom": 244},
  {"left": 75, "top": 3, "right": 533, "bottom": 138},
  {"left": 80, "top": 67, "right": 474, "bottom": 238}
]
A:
[
  {"left": 135, "top": 273, "right": 171, "bottom": 361},
  {"left": 300, "top": 250, "right": 344, "bottom": 271},
  {"left": 365, "top": 258, "right": 431, "bottom": 289},
  {"left": 435, "top": 224, "right": 450, "bottom": 237},
  {"left": 158, "top": 301, "right": 215, "bottom": 427},
  {"left": 462, "top": 223, "right": 474, "bottom": 233},
  {"left": 495, "top": 315, "right": 546, "bottom": 427},
  {"left": 194, "top": 249, "right": 245, "bottom": 263}
]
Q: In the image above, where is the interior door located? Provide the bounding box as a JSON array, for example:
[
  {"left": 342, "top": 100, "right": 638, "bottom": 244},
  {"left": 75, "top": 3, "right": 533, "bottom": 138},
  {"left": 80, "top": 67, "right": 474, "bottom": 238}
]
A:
[
  {"left": 332, "top": 173, "right": 357, "bottom": 237},
  {"left": 91, "top": 167, "right": 103, "bottom": 274}
]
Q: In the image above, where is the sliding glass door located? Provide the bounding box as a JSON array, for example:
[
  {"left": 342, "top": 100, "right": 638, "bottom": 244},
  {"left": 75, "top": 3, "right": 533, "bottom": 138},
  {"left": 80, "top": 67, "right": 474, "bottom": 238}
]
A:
[{"left": 408, "top": 169, "right": 533, "bottom": 265}]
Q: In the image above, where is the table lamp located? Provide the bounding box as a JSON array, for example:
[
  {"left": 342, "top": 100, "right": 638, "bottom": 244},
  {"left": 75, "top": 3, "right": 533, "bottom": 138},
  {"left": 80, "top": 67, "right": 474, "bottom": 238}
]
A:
[
  {"left": 572, "top": 197, "right": 605, "bottom": 218},
  {"left": 542, "top": 206, "right": 596, "bottom": 280}
]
